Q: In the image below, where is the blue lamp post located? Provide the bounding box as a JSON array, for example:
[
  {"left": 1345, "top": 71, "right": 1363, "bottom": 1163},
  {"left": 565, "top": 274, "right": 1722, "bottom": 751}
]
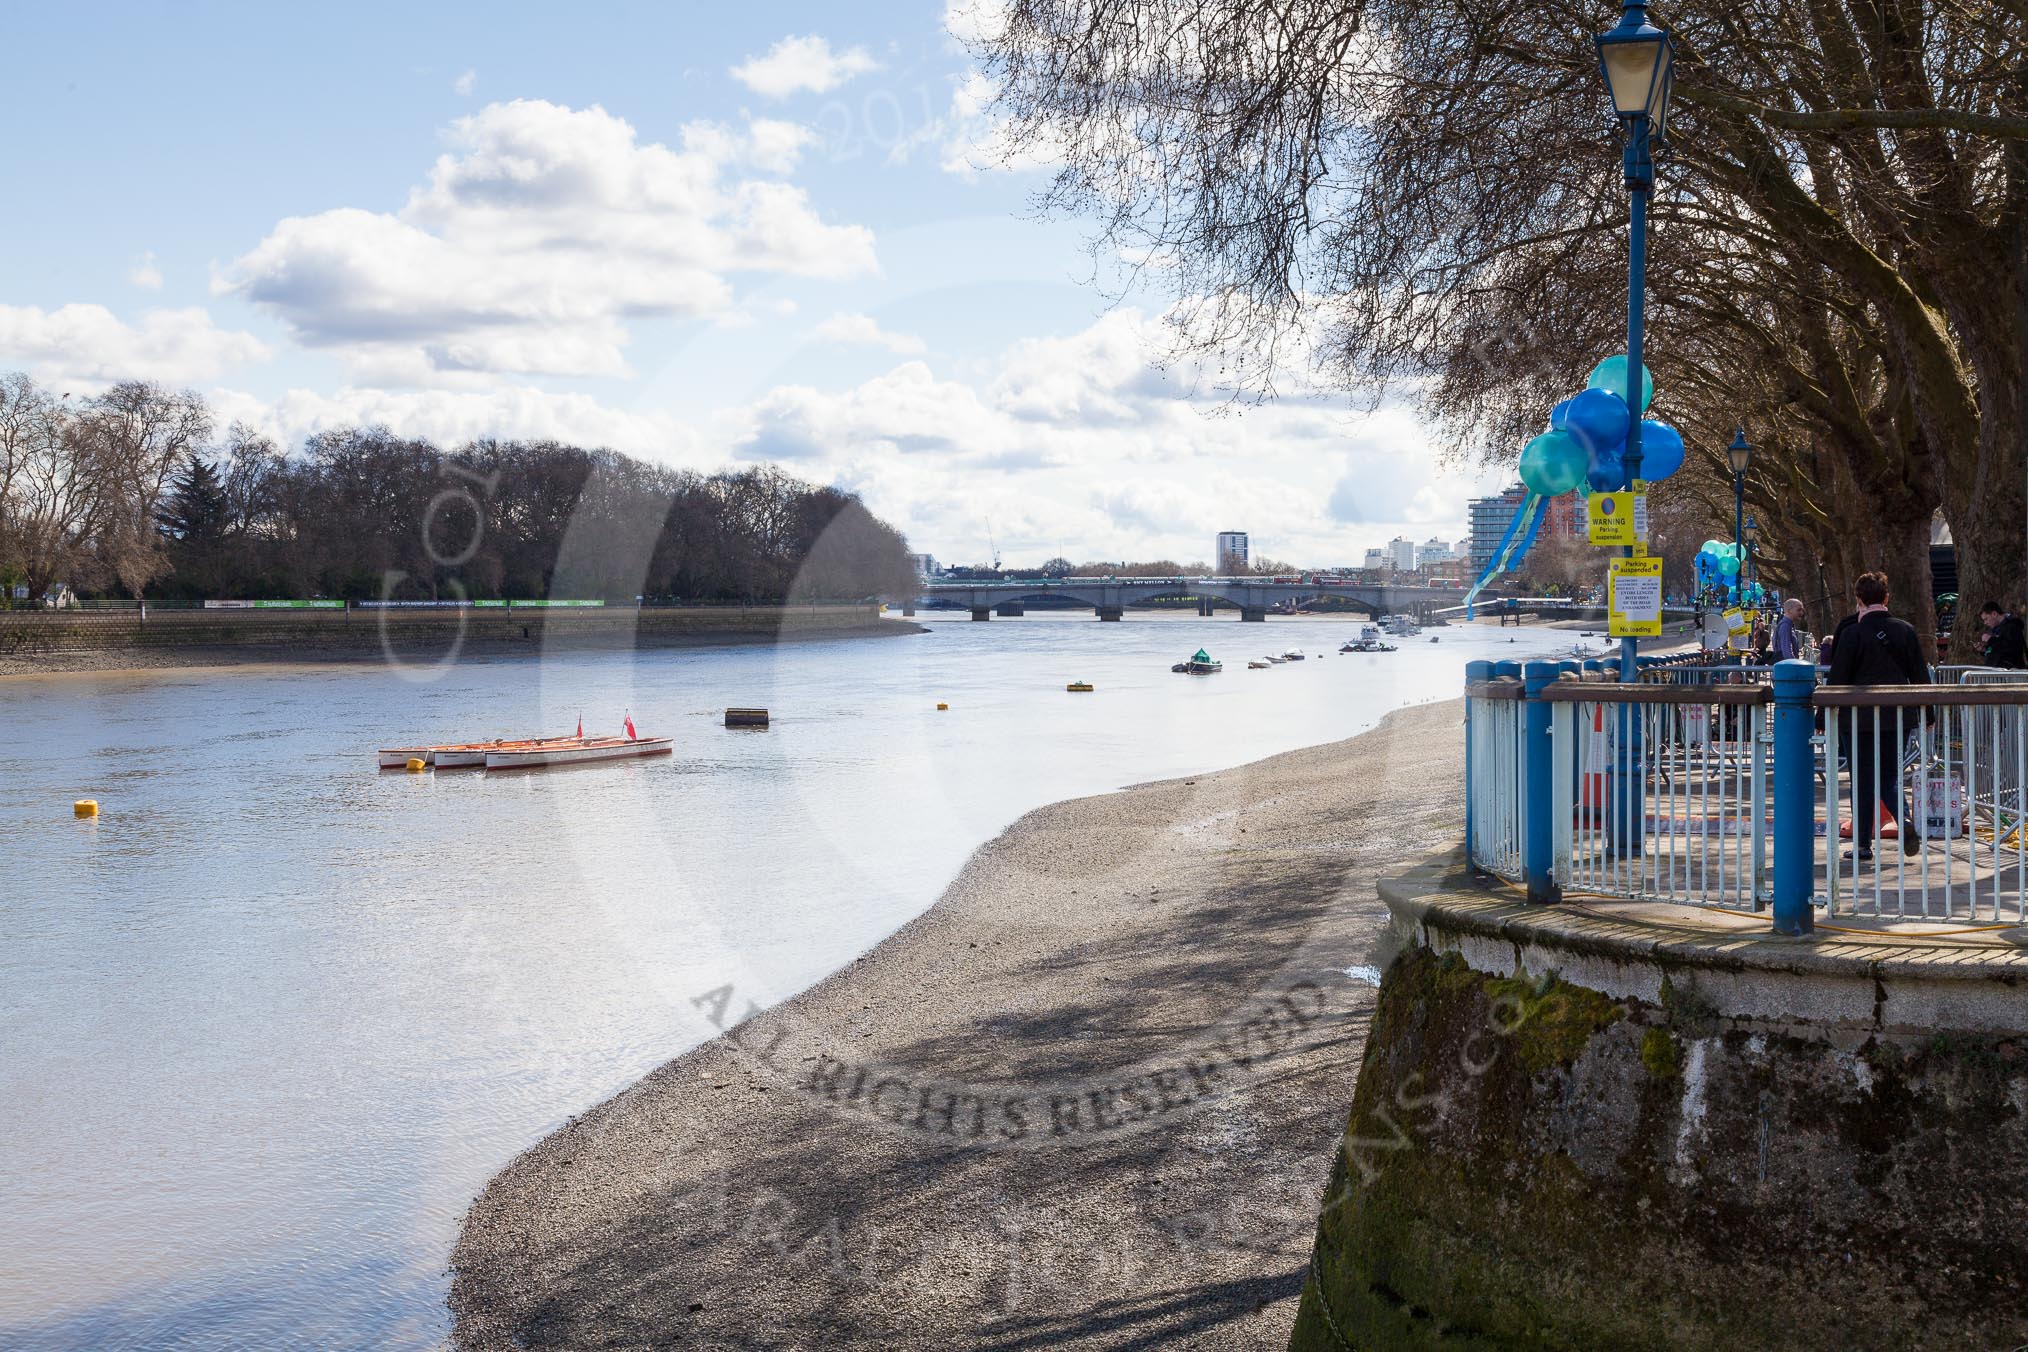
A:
[
  {"left": 1727, "top": 425, "right": 1753, "bottom": 561},
  {"left": 1595, "top": 2, "right": 1675, "bottom": 684}
]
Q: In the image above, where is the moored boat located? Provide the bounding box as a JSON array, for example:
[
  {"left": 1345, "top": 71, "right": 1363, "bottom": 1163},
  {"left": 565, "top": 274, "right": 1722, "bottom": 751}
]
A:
[
  {"left": 433, "top": 735, "right": 582, "bottom": 769},
  {"left": 1171, "top": 648, "right": 1222, "bottom": 674},
  {"left": 1247, "top": 660, "right": 1271, "bottom": 669},
  {"left": 484, "top": 736, "right": 674, "bottom": 769},
  {"left": 377, "top": 746, "right": 437, "bottom": 769}
]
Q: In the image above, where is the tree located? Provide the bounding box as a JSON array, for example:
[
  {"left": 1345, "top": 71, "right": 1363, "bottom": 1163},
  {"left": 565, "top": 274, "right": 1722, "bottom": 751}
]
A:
[{"left": 975, "top": 0, "right": 2026, "bottom": 652}]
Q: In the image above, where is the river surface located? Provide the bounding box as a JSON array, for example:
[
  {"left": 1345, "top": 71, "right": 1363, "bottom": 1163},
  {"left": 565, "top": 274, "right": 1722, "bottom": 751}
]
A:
[{"left": 0, "top": 613, "right": 1581, "bottom": 1349}]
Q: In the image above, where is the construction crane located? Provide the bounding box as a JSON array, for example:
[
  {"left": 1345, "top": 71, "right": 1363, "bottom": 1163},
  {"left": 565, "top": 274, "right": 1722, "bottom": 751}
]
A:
[{"left": 985, "top": 516, "right": 1001, "bottom": 572}]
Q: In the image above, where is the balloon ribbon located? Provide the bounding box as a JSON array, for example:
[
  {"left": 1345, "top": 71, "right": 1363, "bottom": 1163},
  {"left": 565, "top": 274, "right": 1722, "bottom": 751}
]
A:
[{"left": 1464, "top": 492, "right": 1547, "bottom": 619}]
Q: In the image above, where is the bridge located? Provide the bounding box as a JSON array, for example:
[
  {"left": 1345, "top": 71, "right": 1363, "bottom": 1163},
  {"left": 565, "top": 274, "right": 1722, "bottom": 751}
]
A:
[{"left": 911, "top": 576, "right": 1500, "bottom": 622}]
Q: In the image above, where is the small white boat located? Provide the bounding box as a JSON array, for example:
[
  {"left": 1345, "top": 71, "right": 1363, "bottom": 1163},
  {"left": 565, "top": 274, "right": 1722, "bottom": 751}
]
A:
[
  {"left": 485, "top": 736, "right": 674, "bottom": 769},
  {"left": 1341, "top": 623, "right": 1397, "bottom": 654},
  {"left": 1281, "top": 650, "right": 1307, "bottom": 662},
  {"left": 1247, "top": 660, "right": 1271, "bottom": 669},
  {"left": 434, "top": 735, "right": 582, "bottom": 769},
  {"left": 377, "top": 745, "right": 437, "bottom": 769}
]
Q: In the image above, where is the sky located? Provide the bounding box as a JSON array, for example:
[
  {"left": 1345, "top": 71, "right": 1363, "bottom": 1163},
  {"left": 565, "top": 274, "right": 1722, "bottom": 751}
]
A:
[{"left": 0, "top": 0, "right": 1513, "bottom": 569}]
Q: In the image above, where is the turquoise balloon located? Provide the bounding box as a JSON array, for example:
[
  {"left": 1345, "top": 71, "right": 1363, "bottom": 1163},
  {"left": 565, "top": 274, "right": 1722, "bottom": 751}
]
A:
[
  {"left": 1720, "top": 555, "right": 1740, "bottom": 577},
  {"left": 1518, "top": 429, "right": 1588, "bottom": 496},
  {"left": 1588, "top": 355, "right": 1655, "bottom": 413},
  {"left": 1633, "top": 419, "right": 1684, "bottom": 480}
]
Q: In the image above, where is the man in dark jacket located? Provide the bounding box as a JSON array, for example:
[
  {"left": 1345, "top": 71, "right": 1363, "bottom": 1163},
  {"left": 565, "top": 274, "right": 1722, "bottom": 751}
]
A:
[
  {"left": 1980, "top": 601, "right": 2026, "bottom": 669},
  {"left": 1826, "top": 572, "right": 1931, "bottom": 861}
]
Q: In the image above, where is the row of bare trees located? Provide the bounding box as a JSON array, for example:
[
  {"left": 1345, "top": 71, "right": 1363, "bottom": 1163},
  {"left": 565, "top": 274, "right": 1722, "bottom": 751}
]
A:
[
  {"left": 976, "top": 0, "right": 2024, "bottom": 650},
  {"left": 0, "top": 372, "right": 920, "bottom": 605}
]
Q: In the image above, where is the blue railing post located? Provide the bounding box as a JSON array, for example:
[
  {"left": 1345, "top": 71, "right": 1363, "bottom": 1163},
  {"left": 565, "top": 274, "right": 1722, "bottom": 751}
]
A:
[
  {"left": 1771, "top": 659, "right": 1817, "bottom": 935},
  {"left": 1523, "top": 661, "right": 1559, "bottom": 904},
  {"left": 1465, "top": 659, "right": 1492, "bottom": 862}
]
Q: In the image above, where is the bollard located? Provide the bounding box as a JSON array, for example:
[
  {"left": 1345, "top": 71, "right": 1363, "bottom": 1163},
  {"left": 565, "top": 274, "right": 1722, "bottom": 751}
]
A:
[
  {"left": 1523, "top": 661, "right": 1559, "bottom": 903},
  {"left": 1770, "top": 659, "right": 1817, "bottom": 935},
  {"left": 1465, "top": 660, "right": 1492, "bottom": 863}
]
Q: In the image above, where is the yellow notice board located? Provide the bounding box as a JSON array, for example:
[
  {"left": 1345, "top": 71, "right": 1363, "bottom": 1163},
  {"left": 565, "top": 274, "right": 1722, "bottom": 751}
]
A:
[
  {"left": 1608, "top": 556, "right": 1664, "bottom": 637},
  {"left": 1587, "top": 491, "right": 1648, "bottom": 546}
]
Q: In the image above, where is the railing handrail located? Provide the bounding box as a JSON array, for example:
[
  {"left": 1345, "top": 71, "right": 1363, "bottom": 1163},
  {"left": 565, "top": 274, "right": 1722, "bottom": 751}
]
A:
[
  {"left": 1542, "top": 678, "right": 1770, "bottom": 705},
  {"left": 1465, "top": 679, "right": 1526, "bottom": 701},
  {"left": 1813, "top": 683, "right": 2028, "bottom": 708}
]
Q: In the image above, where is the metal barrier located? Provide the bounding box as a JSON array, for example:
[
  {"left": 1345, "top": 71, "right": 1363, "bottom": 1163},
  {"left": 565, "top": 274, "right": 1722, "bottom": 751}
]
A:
[
  {"left": 1465, "top": 661, "right": 1527, "bottom": 884},
  {"left": 1547, "top": 681, "right": 1770, "bottom": 912},
  {"left": 1818, "top": 685, "right": 2028, "bottom": 921},
  {"left": 1462, "top": 658, "right": 2028, "bottom": 931},
  {"left": 1638, "top": 662, "right": 1776, "bottom": 687}
]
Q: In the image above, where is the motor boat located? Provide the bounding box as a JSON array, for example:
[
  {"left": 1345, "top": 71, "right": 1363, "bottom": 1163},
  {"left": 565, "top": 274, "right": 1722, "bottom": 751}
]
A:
[
  {"left": 1341, "top": 623, "right": 1397, "bottom": 654},
  {"left": 1172, "top": 648, "right": 1222, "bottom": 674}
]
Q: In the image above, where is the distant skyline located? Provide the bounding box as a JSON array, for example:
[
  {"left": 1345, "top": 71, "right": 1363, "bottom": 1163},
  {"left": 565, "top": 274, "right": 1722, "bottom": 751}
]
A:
[{"left": 0, "top": 0, "right": 1512, "bottom": 566}]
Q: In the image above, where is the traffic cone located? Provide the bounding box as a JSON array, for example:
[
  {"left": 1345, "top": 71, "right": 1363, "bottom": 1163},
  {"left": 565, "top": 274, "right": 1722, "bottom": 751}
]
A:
[{"left": 1578, "top": 702, "right": 1607, "bottom": 825}]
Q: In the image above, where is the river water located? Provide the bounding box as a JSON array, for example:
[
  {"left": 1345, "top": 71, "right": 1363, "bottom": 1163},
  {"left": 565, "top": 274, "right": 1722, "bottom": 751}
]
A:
[{"left": 0, "top": 614, "right": 1579, "bottom": 1349}]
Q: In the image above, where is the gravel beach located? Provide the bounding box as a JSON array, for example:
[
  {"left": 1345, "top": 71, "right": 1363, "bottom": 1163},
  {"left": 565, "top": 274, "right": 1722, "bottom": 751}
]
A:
[{"left": 450, "top": 697, "right": 1467, "bottom": 1350}]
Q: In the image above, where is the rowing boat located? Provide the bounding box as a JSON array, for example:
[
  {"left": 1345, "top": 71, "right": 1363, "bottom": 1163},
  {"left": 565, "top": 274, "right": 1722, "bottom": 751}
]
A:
[
  {"left": 433, "top": 735, "right": 581, "bottom": 769},
  {"left": 484, "top": 736, "right": 674, "bottom": 769},
  {"left": 377, "top": 745, "right": 438, "bottom": 769}
]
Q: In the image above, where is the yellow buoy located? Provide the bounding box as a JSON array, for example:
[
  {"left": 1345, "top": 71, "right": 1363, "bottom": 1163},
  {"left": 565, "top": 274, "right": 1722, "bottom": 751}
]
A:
[
  {"left": 406, "top": 757, "right": 427, "bottom": 773},
  {"left": 936, "top": 702, "right": 949, "bottom": 711},
  {"left": 74, "top": 798, "right": 98, "bottom": 818}
]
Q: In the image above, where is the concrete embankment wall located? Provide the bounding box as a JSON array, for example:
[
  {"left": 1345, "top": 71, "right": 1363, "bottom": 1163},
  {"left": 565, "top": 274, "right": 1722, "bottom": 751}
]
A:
[
  {"left": 1288, "top": 859, "right": 2028, "bottom": 1351},
  {"left": 0, "top": 604, "right": 901, "bottom": 659}
]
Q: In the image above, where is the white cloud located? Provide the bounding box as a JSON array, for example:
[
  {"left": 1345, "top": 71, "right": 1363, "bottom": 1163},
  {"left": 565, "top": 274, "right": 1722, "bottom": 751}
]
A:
[
  {"left": 745, "top": 119, "right": 815, "bottom": 173},
  {"left": 128, "top": 252, "right": 163, "bottom": 290},
  {"left": 810, "top": 312, "right": 926, "bottom": 355},
  {"left": 220, "top": 99, "right": 877, "bottom": 381},
  {"left": 0, "top": 304, "right": 268, "bottom": 385},
  {"left": 730, "top": 35, "right": 880, "bottom": 98},
  {"left": 453, "top": 68, "right": 477, "bottom": 96}
]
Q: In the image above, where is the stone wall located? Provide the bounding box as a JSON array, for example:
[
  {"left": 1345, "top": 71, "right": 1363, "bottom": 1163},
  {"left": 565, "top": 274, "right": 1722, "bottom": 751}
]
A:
[
  {"left": 1288, "top": 862, "right": 2028, "bottom": 1351},
  {"left": 0, "top": 605, "right": 899, "bottom": 659}
]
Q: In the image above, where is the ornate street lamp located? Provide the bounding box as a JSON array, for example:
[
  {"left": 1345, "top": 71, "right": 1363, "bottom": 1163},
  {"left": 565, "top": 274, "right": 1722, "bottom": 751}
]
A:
[
  {"left": 1726, "top": 425, "right": 1753, "bottom": 557},
  {"left": 1743, "top": 514, "right": 1759, "bottom": 587},
  {"left": 1594, "top": 2, "right": 1676, "bottom": 685}
]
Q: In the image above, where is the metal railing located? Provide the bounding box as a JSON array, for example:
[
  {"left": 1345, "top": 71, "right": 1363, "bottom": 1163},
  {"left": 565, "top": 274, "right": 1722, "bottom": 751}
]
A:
[
  {"left": 1549, "top": 682, "right": 1769, "bottom": 912},
  {"left": 1466, "top": 670, "right": 1527, "bottom": 882},
  {"left": 1818, "top": 686, "right": 2028, "bottom": 921},
  {"left": 1464, "top": 657, "right": 2028, "bottom": 932}
]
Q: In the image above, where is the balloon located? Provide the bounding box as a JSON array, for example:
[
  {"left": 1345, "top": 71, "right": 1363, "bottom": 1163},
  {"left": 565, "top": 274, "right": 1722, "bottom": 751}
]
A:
[
  {"left": 1586, "top": 441, "right": 1627, "bottom": 493},
  {"left": 1549, "top": 396, "right": 1575, "bottom": 429},
  {"left": 1720, "top": 555, "right": 1740, "bottom": 577},
  {"left": 1588, "top": 355, "right": 1655, "bottom": 412},
  {"left": 1555, "top": 388, "right": 1631, "bottom": 459},
  {"left": 1518, "top": 428, "right": 1588, "bottom": 496},
  {"left": 1630, "top": 419, "right": 1684, "bottom": 480}
]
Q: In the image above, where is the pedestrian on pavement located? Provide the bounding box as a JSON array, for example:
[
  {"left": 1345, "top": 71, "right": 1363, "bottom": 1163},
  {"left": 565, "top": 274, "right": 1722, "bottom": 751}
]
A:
[
  {"left": 1825, "top": 572, "right": 1931, "bottom": 862},
  {"left": 1775, "top": 597, "right": 1806, "bottom": 661},
  {"left": 1980, "top": 601, "right": 2026, "bottom": 669}
]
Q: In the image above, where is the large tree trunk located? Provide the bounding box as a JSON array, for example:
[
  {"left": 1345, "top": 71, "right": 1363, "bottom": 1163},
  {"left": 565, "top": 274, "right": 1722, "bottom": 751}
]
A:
[{"left": 1878, "top": 510, "right": 1938, "bottom": 653}]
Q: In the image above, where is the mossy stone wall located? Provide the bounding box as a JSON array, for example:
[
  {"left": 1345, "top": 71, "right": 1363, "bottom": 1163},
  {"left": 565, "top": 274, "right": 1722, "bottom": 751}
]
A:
[{"left": 1290, "top": 946, "right": 2028, "bottom": 1351}]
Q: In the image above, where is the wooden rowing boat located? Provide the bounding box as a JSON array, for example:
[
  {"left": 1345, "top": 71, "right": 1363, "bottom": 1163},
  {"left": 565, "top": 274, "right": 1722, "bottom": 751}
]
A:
[
  {"left": 433, "top": 736, "right": 581, "bottom": 769},
  {"left": 484, "top": 736, "right": 674, "bottom": 769},
  {"left": 377, "top": 745, "right": 438, "bottom": 769}
]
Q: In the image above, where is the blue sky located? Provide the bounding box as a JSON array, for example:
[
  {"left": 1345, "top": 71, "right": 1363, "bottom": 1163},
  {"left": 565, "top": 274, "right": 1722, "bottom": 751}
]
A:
[{"left": 0, "top": 1, "right": 1501, "bottom": 566}]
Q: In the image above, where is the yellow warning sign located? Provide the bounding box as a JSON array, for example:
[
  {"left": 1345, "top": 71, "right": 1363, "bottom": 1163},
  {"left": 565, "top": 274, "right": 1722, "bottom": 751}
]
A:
[
  {"left": 1587, "top": 492, "right": 1648, "bottom": 547},
  {"left": 1608, "top": 556, "right": 1663, "bottom": 637}
]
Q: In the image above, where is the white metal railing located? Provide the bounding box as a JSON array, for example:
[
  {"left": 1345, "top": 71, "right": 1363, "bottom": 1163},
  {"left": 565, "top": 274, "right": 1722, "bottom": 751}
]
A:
[
  {"left": 1820, "top": 689, "right": 2028, "bottom": 921},
  {"left": 1468, "top": 680, "right": 1526, "bottom": 881},
  {"left": 1551, "top": 686, "right": 1769, "bottom": 911}
]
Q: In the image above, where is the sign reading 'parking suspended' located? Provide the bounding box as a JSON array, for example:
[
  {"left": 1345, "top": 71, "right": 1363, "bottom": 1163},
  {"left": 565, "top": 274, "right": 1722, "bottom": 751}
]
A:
[{"left": 1607, "top": 556, "right": 1663, "bottom": 637}]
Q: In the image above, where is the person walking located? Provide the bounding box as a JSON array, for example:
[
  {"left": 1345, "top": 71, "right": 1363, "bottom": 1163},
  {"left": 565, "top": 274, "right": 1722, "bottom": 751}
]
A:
[
  {"left": 1774, "top": 597, "right": 1807, "bottom": 661},
  {"left": 1980, "top": 601, "right": 2026, "bottom": 669},
  {"left": 1825, "top": 572, "right": 1931, "bottom": 862}
]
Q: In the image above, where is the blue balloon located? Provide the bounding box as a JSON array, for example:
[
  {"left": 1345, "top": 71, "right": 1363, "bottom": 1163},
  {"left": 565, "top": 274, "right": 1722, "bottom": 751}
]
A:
[
  {"left": 1555, "top": 388, "right": 1631, "bottom": 457},
  {"left": 1549, "top": 396, "right": 1575, "bottom": 429},
  {"left": 1586, "top": 441, "right": 1627, "bottom": 493},
  {"left": 1631, "top": 419, "right": 1684, "bottom": 481},
  {"left": 1518, "top": 428, "right": 1588, "bottom": 496}
]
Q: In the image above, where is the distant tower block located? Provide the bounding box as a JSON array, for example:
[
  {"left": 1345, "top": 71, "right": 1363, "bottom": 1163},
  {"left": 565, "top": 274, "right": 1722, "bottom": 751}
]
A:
[{"left": 1216, "top": 530, "right": 1249, "bottom": 573}]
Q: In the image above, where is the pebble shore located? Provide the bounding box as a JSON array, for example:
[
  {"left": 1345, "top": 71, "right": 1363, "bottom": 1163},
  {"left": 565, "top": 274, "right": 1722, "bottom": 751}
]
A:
[{"left": 450, "top": 698, "right": 1466, "bottom": 1350}]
